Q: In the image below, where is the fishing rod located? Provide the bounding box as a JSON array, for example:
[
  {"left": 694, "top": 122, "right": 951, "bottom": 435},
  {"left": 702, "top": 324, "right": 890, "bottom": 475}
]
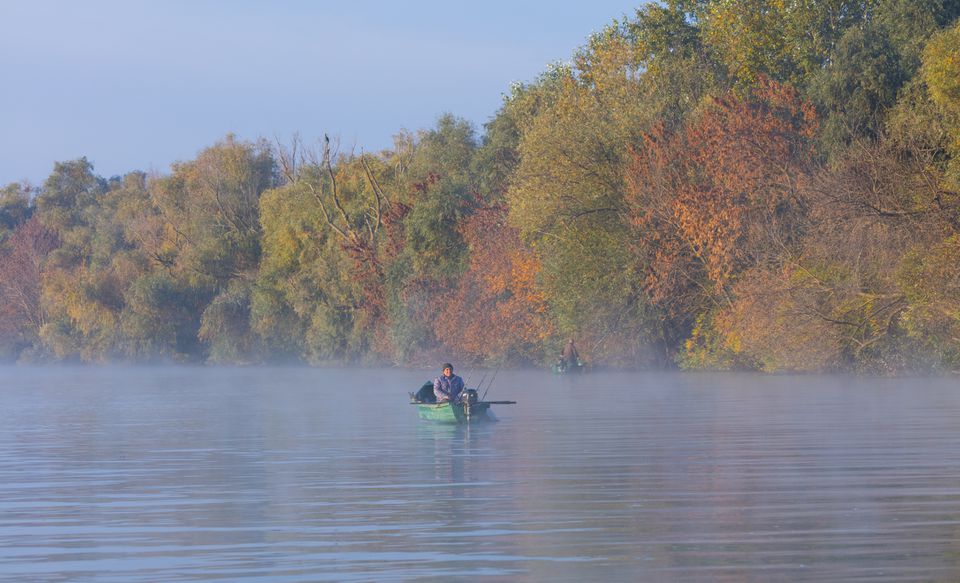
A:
[
  {"left": 480, "top": 363, "right": 502, "bottom": 401},
  {"left": 473, "top": 369, "right": 490, "bottom": 392}
]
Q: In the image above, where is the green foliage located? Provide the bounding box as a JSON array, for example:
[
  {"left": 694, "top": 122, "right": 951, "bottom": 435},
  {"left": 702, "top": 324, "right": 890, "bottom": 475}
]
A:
[
  {"left": 120, "top": 272, "right": 207, "bottom": 361},
  {"left": 401, "top": 114, "right": 477, "bottom": 279},
  {"left": 150, "top": 135, "right": 275, "bottom": 289},
  {"left": 36, "top": 158, "right": 105, "bottom": 235},
  {"left": 810, "top": 25, "right": 906, "bottom": 152},
  {"left": 895, "top": 238, "right": 960, "bottom": 370},
  {"left": 878, "top": 0, "right": 960, "bottom": 72},
  {"left": 383, "top": 255, "right": 434, "bottom": 362},
  {"left": 537, "top": 222, "right": 653, "bottom": 364},
  {"left": 34, "top": 170, "right": 154, "bottom": 362},
  {"left": 24, "top": 140, "right": 276, "bottom": 363},
  {"left": 0, "top": 183, "right": 33, "bottom": 245},
  {"left": 473, "top": 65, "right": 581, "bottom": 203},
  {"left": 633, "top": 0, "right": 707, "bottom": 67},
  {"left": 703, "top": 0, "right": 867, "bottom": 90},
  {"left": 809, "top": 0, "right": 960, "bottom": 156},
  {"left": 923, "top": 23, "right": 960, "bottom": 116},
  {"left": 255, "top": 178, "right": 367, "bottom": 363},
  {"left": 199, "top": 279, "right": 255, "bottom": 363}
]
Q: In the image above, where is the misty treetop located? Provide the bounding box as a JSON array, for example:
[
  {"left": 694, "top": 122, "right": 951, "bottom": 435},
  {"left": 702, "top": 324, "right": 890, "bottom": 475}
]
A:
[{"left": 2, "top": 0, "right": 960, "bottom": 373}]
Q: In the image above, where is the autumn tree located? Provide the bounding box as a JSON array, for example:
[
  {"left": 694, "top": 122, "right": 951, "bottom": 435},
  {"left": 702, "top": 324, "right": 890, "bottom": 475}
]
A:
[
  {"left": 150, "top": 136, "right": 277, "bottom": 362},
  {"left": 255, "top": 138, "right": 401, "bottom": 362},
  {"left": 0, "top": 218, "right": 59, "bottom": 360},
  {"left": 627, "top": 78, "right": 819, "bottom": 367},
  {"left": 32, "top": 159, "right": 117, "bottom": 360},
  {"left": 753, "top": 128, "right": 960, "bottom": 372},
  {"left": 378, "top": 115, "right": 480, "bottom": 363},
  {"left": 436, "top": 203, "right": 554, "bottom": 364}
]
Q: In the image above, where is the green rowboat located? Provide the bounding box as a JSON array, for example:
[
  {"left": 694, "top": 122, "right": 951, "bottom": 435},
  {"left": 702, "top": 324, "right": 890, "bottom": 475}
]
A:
[{"left": 410, "top": 383, "right": 515, "bottom": 424}]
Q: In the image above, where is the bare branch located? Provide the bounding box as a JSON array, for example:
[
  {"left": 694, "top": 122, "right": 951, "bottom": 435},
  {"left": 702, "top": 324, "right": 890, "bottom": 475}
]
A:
[
  {"left": 305, "top": 180, "right": 350, "bottom": 242},
  {"left": 322, "top": 138, "right": 353, "bottom": 230},
  {"left": 275, "top": 133, "right": 301, "bottom": 184},
  {"left": 360, "top": 153, "right": 391, "bottom": 237}
]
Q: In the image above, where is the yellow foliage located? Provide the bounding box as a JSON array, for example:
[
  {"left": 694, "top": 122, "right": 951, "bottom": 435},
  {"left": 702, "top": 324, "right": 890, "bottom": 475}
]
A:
[{"left": 923, "top": 23, "right": 960, "bottom": 119}]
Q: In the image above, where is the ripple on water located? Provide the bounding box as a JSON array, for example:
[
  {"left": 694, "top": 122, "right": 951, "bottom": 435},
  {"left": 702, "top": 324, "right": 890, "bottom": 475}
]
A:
[{"left": 1, "top": 368, "right": 960, "bottom": 581}]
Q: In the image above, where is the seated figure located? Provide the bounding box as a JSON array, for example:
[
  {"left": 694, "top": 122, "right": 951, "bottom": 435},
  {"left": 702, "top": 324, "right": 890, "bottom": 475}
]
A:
[{"left": 433, "top": 363, "right": 464, "bottom": 403}]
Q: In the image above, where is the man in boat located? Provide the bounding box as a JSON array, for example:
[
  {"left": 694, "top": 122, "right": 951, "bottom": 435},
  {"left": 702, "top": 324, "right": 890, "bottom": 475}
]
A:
[
  {"left": 433, "top": 363, "right": 465, "bottom": 403},
  {"left": 559, "top": 339, "right": 581, "bottom": 372}
]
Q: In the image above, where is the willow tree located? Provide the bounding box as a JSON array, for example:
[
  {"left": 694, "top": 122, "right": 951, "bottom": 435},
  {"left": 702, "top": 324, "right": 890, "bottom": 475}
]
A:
[
  {"left": 0, "top": 183, "right": 33, "bottom": 245},
  {"left": 32, "top": 159, "right": 118, "bottom": 361},
  {"left": 255, "top": 130, "right": 421, "bottom": 363},
  {"left": 149, "top": 136, "right": 277, "bottom": 362}
]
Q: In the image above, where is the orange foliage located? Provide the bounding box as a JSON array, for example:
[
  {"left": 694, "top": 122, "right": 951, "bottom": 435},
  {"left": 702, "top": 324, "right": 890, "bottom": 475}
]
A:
[
  {"left": 627, "top": 78, "right": 818, "bottom": 309},
  {"left": 683, "top": 78, "right": 815, "bottom": 286},
  {"left": 437, "top": 203, "right": 554, "bottom": 363}
]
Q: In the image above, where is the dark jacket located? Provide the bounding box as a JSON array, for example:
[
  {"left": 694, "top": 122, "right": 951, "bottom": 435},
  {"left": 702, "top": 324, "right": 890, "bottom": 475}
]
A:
[{"left": 433, "top": 373, "right": 464, "bottom": 402}]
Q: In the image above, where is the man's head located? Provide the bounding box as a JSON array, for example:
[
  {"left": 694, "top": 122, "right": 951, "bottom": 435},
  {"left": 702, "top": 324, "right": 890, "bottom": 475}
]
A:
[{"left": 442, "top": 363, "right": 454, "bottom": 377}]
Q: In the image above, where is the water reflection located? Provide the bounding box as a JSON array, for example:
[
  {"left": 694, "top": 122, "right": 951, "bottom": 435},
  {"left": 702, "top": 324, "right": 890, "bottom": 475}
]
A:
[{"left": 1, "top": 367, "right": 960, "bottom": 580}]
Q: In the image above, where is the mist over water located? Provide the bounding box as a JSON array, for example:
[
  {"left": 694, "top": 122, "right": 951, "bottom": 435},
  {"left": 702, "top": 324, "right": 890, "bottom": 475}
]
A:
[{"left": 1, "top": 366, "right": 960, "bottom": 581}]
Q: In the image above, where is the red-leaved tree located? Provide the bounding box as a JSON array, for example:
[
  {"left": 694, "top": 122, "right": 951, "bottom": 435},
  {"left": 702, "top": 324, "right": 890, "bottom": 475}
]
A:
[
  {"left": 626, "top": 77, "right": 819, "bottom": 359},
  {"left": 0, "top": 217, "right": 60, "bottom": 352}
]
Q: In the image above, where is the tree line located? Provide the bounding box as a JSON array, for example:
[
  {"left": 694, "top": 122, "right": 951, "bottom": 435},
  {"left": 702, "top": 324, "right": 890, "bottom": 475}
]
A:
[{"left": 2, "top": 0, "right": 960, "bottom": 373}]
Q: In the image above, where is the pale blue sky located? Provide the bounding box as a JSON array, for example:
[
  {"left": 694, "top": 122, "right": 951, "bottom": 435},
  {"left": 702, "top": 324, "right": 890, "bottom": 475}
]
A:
[{"left": 0, "top": 1, "right": 642, "bottom": 186}]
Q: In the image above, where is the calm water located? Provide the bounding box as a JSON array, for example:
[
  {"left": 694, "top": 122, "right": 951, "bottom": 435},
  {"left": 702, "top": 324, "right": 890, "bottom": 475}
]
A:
[{"left": 1, "top": 367, "right": 960, "bottom": 581}]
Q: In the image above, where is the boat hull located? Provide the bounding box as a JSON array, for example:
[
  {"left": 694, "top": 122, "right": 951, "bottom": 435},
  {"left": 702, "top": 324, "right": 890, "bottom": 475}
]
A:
[
  {"left": 415, "top": 401, "right": 492, "bottom": 423},
  {"left": 552, "top": 361, "right": 585, "bottom": 374}
]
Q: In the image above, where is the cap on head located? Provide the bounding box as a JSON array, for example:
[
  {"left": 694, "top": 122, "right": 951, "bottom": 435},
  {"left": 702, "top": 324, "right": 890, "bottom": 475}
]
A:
[{"left": 442, "top": 363, "right": 454, "bottom": 372}]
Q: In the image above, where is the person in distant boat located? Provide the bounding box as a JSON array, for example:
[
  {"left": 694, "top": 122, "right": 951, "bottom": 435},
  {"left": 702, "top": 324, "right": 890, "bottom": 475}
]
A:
[
  {"left": 560, "top": 339, "right": 580, "bottom": 371},
  {"left": 433, "top": 363, "right": 465, "bottom": 403}
]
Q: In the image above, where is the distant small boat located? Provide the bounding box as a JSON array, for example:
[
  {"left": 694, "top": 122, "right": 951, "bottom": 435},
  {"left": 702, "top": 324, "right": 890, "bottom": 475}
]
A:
[
  {"left": 409, "top": 382, "right": 515, "bottom": 424},
  {"left": 552, "top": 359, "right": 585, "bottom": 374}
]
